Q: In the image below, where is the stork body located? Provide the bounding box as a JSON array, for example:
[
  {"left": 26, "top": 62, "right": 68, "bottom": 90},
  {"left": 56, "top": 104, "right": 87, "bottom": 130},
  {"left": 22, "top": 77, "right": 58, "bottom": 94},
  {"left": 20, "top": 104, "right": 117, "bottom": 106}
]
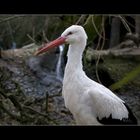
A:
[{"left": 35, "top": 25, "right": 137, "bottom": 125}]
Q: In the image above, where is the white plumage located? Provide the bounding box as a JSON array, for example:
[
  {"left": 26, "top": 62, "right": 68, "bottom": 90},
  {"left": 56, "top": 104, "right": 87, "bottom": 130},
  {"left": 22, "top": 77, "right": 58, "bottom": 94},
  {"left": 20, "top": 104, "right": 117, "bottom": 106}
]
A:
[{"left": 35, "top": 25, "right": 137, "bottom": 125}]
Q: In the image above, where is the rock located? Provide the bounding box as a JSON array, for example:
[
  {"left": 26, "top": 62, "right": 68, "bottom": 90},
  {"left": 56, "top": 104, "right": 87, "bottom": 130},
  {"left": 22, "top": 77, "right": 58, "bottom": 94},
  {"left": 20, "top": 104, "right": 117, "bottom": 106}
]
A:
[
  {"left": 41, "top": 74, "right": 62, "bottom": 87},
  {"left": 26, "top": 56, "right": 42, "bottom": 73}
]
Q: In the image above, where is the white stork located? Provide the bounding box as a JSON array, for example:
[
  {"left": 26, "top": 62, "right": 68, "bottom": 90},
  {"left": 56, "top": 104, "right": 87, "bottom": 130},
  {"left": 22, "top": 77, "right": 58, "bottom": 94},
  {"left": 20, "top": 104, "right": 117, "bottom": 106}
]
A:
[{"left": 35, "top": 25, "right": 138, "bottom": 125}]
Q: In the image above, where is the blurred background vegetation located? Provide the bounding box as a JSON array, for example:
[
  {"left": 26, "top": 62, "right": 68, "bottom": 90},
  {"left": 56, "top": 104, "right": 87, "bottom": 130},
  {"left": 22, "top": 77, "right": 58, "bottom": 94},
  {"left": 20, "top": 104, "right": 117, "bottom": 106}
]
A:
[
  {"left": 0, "top": 14, "right": 138, "bottom": 50},
  {"left": 0, "top": 14, "right": 140, "bottom": 91},
  {"left": 0, "top": 15, "right": 140, "bottom": 125}
]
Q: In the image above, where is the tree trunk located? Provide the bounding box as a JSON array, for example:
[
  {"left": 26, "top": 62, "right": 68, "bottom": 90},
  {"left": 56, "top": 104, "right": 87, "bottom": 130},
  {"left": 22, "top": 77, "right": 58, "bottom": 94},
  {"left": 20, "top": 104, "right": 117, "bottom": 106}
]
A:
[
  {"left": 109, "top": 17, "right": 121, "bottom": 48},
  {"left": 135, "top": 16, "right": 140, "bottom": 36}
]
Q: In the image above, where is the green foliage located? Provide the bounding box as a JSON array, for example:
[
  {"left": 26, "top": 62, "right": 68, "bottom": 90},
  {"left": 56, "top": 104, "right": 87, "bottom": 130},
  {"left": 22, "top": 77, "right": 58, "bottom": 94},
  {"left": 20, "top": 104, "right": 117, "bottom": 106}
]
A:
[{"left": 110, "top": 64, "right": 140, "bottom": 91}]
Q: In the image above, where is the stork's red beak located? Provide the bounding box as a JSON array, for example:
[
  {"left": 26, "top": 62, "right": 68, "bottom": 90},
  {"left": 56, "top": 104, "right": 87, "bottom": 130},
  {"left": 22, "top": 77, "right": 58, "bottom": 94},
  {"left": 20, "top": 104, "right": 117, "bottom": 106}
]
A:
[{"left": 34, "top": 36, "right": 66, "bottom": 55}]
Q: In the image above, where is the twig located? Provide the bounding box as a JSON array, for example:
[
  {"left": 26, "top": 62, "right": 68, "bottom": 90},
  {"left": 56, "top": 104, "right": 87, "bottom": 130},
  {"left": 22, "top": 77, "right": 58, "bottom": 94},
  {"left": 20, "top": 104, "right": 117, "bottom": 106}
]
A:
[
  {"left": 46, "top": 92, "right": 49, "bottom": 113},
  {"left": 95, "top": 29, "right": 102, "bottom": 50},
  {"left": 7, "top": 21, "right": 14, "bottom": 42},
  {"left": 0, "top": 100, "right": 21, "bottom": 121},
  {"left": 0, "top": 88, "right": 8, "bottom": 98},
  {"left": 95, "top": 17, "right": 106, "bottom": 84},
  {"left": 0, "top": 88, "right": 31, "bottom": 121},
  {"left": 95, "top": 33, "right": 102, "bottom": 84},
  {"left": 48, "top": 92, "right": 62, "bottom": 98},
  {"left": 0, "top": 48, "right": 2, "bottom": 58},
  {"left": 32, "top": 27, "right": 35, "bottom": 41},
  {"left": 23, "top": 105, "right": 59, "bottom": 124},
  {"left": 83, "top": 15, "right": 91, "bottom": 26},
  {"left": 75, "top": 15, "right": 85, "bottom": 25},
  {"left": 42, "top": 30, "right": 49, "bottom": 43},
  {"left": 27, "top": 34, "right": 36, "bottom": 43},
  {"left": 117, "top": 15, "right": 132, "bottom": 33},
  {"left": 8, "top": 94, "right": 22, "bottom": 111},
  {"left": 91, "top": 15, "right": 106, "bottom": 40},
  {"left": 124, "top": 18, "right": 135, "bottom": 29},
  {"left": 23, "top": 105, "right": 48, "bottom": 117},
  {"left": 0, "top": 15, "right": 25, "bottom": 24},
  {"left": 12, "top": 80, "right": 25, "bottom": 97},
  {"left": 100, "top": 17, "right": 106, "bottom": 50},
  {"left": 0, "top": 82, "right": 59, "bottom": 124}
]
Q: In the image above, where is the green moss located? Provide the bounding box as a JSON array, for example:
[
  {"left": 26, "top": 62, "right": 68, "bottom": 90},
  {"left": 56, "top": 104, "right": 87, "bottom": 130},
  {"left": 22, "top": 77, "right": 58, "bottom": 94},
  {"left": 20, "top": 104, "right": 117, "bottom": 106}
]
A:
[{"left": 110, "top": 64, "right": 140, "bottom": 91}]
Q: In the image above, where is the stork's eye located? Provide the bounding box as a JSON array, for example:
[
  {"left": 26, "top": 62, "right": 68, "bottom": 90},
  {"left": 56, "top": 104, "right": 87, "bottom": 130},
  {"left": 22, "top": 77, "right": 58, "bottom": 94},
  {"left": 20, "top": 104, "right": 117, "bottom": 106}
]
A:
[{"left": 67, "top": 31, "right": 73, "bottom": 36}]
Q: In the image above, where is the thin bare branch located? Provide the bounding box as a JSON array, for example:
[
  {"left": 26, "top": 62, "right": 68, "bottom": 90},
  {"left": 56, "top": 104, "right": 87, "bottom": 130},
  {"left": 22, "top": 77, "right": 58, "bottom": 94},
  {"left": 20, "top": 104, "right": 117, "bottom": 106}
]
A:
[
  {"left": 7, "top": 21, "right": 14, "bottom": 42},
  {"left": 49, "top": 92, "right": 62, "bottom": 98},
  {"left": 83, "top": 15, "right": 92, "bottom": 26},
  {"left": 42, "top": 30, "right": 49, "bottom": 43},
  {"left": 117, "top": 15, "right": 132, "bottom": 33},
  {"left": 46, "top": 92, "right": 49, "bottom": 113},
  {"left": 0, "top": 48, "right": 2, "bottom": 58},
  {"left": 8, "top": 94, "right": 22, "bottom": 111},
  {"left": 91, "top": 15, "right": 106, "bottom": 40},
  {"left": 0, "top": 88, "right": 8, "bottom": 98},
  {"left": 23, "top": 105, "right": 59, "bottom": 124},
  {"left": 95, "top": 17, "right": 105, "bottom": 84},
  {"left": 75, "top": 15, "right": 85, "bottom": 25},
  {"left": 32, "top": 27, "right": 35, "bottom": 40},
  {"left": 27, "top": 34, "right": 36, "bottom": 43},
  {"left": 0, "top": 15, "right": 25, "bottom": 24},
  {"left": 100, "top": 17, "right": 106, "bottom": 50},
  {"left": 124, "top": 19, "right": 135, "bottom": 29},
  {"left": 0, "top": 100, "right": 21, "bottom": 121}
]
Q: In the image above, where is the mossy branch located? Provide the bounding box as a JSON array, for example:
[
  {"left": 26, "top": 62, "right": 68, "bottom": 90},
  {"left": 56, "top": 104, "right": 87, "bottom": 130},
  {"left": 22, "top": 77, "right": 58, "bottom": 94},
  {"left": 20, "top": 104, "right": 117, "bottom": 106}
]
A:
[{"left": 110, "top": 64, "right": 140, "bottom": 91}]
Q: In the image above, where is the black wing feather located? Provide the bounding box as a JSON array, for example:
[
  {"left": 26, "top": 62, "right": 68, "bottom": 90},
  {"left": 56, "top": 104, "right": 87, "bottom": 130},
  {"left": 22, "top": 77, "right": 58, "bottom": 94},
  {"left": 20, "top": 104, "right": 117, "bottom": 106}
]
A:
[{"left": 97, "top": 103, "right": 138, "bottom": 125}]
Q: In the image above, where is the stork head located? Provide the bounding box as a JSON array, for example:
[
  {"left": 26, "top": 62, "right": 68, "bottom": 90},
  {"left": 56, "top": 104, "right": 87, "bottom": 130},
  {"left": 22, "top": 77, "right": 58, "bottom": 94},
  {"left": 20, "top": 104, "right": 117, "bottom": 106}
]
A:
[
  {"left": 61, "top": 25, "right": 87, "bottom": 44},
  {"left": 34, "top": 25, "right": 88, "bottom": 55}
]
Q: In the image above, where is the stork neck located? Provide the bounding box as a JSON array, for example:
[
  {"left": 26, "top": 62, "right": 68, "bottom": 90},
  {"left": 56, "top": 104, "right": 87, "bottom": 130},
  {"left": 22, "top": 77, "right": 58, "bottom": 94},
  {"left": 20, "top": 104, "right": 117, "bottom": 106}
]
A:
[{"left": 66, "top": 43, "right": 85, "bottom": 71}]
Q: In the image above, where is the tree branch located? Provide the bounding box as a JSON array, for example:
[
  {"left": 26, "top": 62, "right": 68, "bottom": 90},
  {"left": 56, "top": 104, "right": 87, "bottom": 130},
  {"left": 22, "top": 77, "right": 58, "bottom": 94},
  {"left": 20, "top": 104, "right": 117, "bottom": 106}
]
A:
[
  {"left": 0, "top": 100, "right": 21, "bottom": 121},
  {"left": 23, "top": 105, "right": 59, "bottom": 124},
  {"left": 27, "top": 34, "right": 36, "bottom": 43},
  {"left": 8, "top": 94, "right": 22, "bottom": 111},
  {"left": 0, "top": 15, "right": 25, "bottom": 24}
]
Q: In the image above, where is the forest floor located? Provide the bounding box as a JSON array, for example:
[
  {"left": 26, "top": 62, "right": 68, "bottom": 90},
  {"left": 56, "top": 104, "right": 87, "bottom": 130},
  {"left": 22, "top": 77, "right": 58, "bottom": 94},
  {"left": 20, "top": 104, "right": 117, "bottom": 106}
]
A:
[
  {"left": 0, "top": 46, "right": 140, "bottom": 125},
  {"left": 0, "top": 47, "right": 75, "bottom": 125}
]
